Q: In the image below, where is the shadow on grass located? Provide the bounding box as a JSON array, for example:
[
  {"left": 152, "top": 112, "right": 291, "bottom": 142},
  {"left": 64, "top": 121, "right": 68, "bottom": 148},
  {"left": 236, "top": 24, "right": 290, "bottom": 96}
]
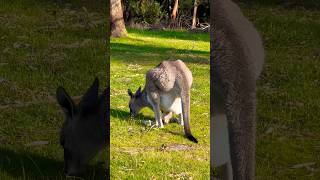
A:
[
  {"left": 128, "top": 29, "right": 209, "bottom": 42},
  {"left": 110, "top": 108, "right": 154, "bottom": 122},
  {"left": 111, "top": 42, "right": 209, "bottom": 64},
  {"left": 0, "top": 148, "right": 106, "bottom": 179},
  {"left": 162, "top": 128, "right": 186, "bottom": 139},
  {"left": 110, "top": 108, "right": 188, "bottom": 139}
]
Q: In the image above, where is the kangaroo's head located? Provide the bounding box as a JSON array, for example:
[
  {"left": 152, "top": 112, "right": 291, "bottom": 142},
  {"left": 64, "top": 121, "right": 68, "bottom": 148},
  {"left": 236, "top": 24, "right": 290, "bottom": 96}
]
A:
[
  {"left": 56, "top": 78, "right": 106, "bottom": 176},
  {"left": 127, "top": 86, "right": 145, "bottom": 117}
]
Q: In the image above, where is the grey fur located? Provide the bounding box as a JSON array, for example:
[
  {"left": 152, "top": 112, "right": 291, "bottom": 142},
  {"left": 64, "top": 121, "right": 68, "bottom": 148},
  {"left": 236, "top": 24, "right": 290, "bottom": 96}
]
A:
[
  {"left": 56, "top": 78, "right": 108, "bottom": 176},
  {"left": 211, "top": 0, "right": 264, "bottom": 179},
  {"left": 128, "top": 60, "right": 198, "bottom": 143}
]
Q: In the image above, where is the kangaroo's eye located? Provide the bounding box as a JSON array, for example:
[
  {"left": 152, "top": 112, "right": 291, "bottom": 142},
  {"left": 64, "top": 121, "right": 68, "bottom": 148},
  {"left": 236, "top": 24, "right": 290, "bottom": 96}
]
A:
[{"left": 60, "top": 135, "right": 65, "bottom": 147}]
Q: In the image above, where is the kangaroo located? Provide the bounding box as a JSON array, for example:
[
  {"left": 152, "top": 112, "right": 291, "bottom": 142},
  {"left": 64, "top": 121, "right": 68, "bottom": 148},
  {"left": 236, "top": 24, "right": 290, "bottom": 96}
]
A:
[
  {"left": 128, "top": 60, "right": 198, "bottom": 143},
  {"left": 211, "top": 0, "right": 265, "bottom": 179},
  {"left": 56, "top": 77, "right": 108, "bottom": 176}
]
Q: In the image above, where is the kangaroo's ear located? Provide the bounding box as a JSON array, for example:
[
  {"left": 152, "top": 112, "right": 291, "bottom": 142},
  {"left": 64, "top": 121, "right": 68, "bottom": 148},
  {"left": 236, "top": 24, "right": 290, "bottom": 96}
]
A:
[
  {"left": 135, "top": 86, "right": 142, "bottom": 96},
  {"left": 56, "top": 87, "right": 75, "bottom": 118},
  {"left": 128, "top": 89, "right": 133, "bottom": 97},
  {"left": 79, "top": 77, "right": 99, "bottom": 112}
]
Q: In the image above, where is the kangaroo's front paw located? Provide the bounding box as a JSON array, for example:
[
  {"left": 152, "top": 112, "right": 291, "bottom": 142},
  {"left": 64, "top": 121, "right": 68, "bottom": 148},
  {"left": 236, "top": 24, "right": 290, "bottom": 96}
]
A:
[
  {"left": 163, "top": 118, "right": 170, "bottom": 125},
  {"left": 162, "top": 112, "right": 172, "bottom": 124}
]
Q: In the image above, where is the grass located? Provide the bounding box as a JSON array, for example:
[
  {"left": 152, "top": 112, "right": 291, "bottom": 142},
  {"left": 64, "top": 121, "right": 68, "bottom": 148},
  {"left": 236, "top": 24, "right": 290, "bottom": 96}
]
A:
[
  {"left": 110, "top": 29, "right": 210, "bottom": 179},
  {"left": 238, "top": 2, "right": 320, "bottom": 179},
  {"left": 0, "top": 0, "right": 108, "bottom": 179}
]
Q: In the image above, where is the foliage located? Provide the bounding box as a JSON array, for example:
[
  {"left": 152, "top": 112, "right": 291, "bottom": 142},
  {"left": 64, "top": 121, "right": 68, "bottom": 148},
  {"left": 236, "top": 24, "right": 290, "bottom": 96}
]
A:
[
  {"left": 123, "top": 0, "right": 210, "bottom": 27},
  {"left": 126, "top": 0, "right": 164, "bottom": 24}
]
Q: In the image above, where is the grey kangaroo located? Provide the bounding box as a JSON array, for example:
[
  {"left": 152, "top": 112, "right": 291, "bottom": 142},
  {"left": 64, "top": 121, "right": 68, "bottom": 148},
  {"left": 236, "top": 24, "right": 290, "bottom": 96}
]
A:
[
  {"left": 211, "top": 0, "right": 265, "bottom": 179},
  {"left": 56, "top": 78, "right": 108, "bottom": 176},
  {"left": 128, "top": 60, "right": 198, "bottom": 143}
]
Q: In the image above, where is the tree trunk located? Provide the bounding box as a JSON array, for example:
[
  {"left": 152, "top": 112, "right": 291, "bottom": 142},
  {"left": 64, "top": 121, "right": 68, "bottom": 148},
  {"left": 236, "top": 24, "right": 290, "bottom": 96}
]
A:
[
  {"left": 191, "top": 0, "right": 198, "bottom": 29},
  {"left": 171, "top": 0, "right": 179, "bottom": 21},
  {"left": 110, "top": 0, "right": 127, "bottom": 37}
]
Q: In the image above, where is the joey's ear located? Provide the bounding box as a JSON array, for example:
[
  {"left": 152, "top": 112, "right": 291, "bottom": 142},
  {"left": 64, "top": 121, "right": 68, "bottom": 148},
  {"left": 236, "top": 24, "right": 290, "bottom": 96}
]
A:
[
  {"left": 56, "top": 87, "right": 75, "bottom": 118},
  {"left": 128, "top": 89, "right": 133, "bottom": 97},
  {"left": 79, "top": 77, "right": 99, "bottom": 112}
]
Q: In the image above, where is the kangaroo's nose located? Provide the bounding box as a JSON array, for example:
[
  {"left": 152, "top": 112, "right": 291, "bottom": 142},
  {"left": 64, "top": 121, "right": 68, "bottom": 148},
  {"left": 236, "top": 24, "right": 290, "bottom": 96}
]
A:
[
  {"left": 65, "top": 170, "right": 79, "bottom": 177},
  {"left": 63, "top": 164, "right": 67, "bottom": 174}
]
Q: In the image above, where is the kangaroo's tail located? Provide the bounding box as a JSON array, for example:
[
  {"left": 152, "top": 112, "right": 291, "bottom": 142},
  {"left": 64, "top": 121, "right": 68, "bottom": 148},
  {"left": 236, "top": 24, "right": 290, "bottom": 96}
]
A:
[
  {"left": 186, "top": 134, "right": 198, "bottom": 143},
  {"left": 181, "top": 85, "right": 198, "bottom": 143}
]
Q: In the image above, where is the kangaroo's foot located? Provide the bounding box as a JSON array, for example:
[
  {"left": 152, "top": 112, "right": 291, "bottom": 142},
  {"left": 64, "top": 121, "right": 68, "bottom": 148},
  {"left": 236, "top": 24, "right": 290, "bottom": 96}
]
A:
[{"left": 156, "top": 119, "right": 164, "bottom": 128}]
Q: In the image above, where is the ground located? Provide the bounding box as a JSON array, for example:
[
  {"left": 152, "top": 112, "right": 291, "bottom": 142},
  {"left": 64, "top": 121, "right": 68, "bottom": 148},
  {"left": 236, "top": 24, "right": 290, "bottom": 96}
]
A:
[{"left": 110, "top": 29, "right": 210, "bottom": 179}]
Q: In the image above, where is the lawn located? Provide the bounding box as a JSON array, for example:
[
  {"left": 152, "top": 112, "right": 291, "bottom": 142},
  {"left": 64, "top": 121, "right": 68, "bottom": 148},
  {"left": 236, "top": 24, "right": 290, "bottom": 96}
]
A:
[
  {"left": 110, "top": 29, "right": 210, "bottom": 179},
  {"left": 239, "top": 1, "right": 320, "bottom": 179},
  {"left": 0, "top": 0, "right": 108, "bottom": 179}
]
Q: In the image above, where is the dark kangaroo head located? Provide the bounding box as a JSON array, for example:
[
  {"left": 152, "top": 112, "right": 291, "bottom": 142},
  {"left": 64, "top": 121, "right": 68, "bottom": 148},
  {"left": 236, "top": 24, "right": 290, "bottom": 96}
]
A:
[
  {"left": 56, "top": 78, "right": 106, "bottom": 176},
  {"left": 127, "top": 86, "right": 145, "bottom": 117}
]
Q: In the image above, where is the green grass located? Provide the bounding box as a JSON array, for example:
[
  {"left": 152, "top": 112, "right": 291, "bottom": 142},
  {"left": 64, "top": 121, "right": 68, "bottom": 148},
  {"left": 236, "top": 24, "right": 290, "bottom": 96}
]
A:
[
  {"left": 0, "top": 0, "right": 108, "bottom": 179},
  {"left": 239, "top": 3, "right": 320, "bottom": 179},
  {"left": 110, "top": 29, "right": 210, "bottom": 179}
]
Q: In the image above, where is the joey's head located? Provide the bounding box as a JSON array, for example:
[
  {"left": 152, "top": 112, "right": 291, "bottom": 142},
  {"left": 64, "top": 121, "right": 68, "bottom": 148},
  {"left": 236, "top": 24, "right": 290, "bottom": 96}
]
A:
[
  {"left": 56, "top": 78, "right": 105, "bottom": 177},
  {"left": 128, "top": 86, "right": 145, "bottom": 117}
]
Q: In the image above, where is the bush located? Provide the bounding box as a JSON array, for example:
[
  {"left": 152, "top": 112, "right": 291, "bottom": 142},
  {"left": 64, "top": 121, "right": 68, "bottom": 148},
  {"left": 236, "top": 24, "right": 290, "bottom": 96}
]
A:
[{"left": 130, "top": 0, "right": 163, "bottom": 24}]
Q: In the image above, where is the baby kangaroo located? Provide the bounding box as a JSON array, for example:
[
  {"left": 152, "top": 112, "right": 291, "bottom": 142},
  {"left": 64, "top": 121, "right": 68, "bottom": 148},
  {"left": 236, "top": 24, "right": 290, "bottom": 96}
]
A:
[
  {"left": 128, "top": 60, "right": 198, "bottom": 143},
  {"left": 56, "top": 78, "right": 108, "bottom": 176},
  {"left": 211, "top": 0, "right": 265, "bottom": 179}
]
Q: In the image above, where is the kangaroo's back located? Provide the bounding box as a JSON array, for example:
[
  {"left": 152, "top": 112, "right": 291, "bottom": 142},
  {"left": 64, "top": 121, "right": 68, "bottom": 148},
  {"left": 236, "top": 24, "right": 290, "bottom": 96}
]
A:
[
  {"left": 213, "top": 0, "right": 264, "bottom": 79},
  {"left": 147, "top": 60, "right": 192, "bottom": 92},
  {"left": 211, "top": 0, "right": 265, "bottom": 179},
  {"left": 171, "top": 60, "right": 193, "bottom": 88}
]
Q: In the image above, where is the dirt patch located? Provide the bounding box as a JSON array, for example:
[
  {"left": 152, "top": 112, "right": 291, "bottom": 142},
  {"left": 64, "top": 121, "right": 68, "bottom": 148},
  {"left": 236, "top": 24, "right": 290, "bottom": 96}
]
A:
[{"left": 115, "top": 144, "right": 193, "bottom": 155}]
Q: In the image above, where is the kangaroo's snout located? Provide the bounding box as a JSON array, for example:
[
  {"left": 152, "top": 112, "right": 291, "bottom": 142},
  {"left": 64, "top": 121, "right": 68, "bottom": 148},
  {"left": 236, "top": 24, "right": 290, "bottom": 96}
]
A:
[
  {"left": 129, "top": 108, "right": 133, "bottom": 116},
  {"left": 64, "top": 160, "right": 86, "bottom": 177}
]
